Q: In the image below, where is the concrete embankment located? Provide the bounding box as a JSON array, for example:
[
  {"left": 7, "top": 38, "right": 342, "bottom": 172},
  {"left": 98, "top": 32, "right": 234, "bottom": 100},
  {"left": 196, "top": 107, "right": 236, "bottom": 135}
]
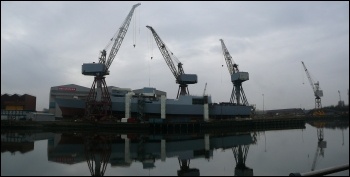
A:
[{"left": 1, "top": 117, "right": 307, "bottom": 134}]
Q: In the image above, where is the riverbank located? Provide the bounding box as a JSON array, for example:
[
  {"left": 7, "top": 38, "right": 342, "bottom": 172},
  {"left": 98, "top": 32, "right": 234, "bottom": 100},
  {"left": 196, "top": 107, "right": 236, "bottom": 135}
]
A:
[{"left": 2, "top": 116, "right": 348, "bottom": 134}]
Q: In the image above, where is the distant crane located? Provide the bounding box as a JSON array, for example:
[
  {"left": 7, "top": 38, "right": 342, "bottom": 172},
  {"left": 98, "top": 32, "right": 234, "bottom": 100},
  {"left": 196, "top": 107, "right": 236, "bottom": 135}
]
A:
[
  {"left": 301, "top": 61, "right": 323, "bottom": 109},
  {"left": 146, "top": 25, "right": 198, "bottom": 98},
  {"left": 219, "top": 39, "right": 249, "bottom": 105},
  {"left": 203, "top": 82, "right": 207, "bottom": 96},
  {"left": 338, "top": 90, "right": 345, "bottom": 107},
  {"left": 82, "top": 3, "right": 141, "bottom": 121}
]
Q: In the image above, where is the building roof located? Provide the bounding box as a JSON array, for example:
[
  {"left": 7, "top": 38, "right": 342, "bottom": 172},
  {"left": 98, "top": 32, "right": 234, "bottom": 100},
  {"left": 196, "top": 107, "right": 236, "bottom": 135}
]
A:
[
  {"left": 1, "top": 93, "right": 35, "bottom": 97},
  {"left": 266, "top": 108, "right": 304, "bottom": 114}
]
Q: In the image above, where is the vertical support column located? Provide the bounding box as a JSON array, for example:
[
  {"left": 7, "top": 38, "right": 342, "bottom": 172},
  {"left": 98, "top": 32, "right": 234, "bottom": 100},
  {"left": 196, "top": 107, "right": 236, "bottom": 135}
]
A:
[
  {"left": 96, "top": 80, "right": 102, "bottom": 102},
  {"left": 161, "top": 95, "right": 166, "bottom": 119},
  {"left": 125, "top": 92, "right": 134, "bottom": 118},
  {"left": 235, "top": 84, "right": 241, "bottom": 105},
  {"left": 55, "top": 102, "right": 62, "bottom": 118},
  {"left": 161, "top": 139, "right": 166, "bottom": 161},
  {"left": 203, "top": 96, "right": 209, "bottom": 122}
]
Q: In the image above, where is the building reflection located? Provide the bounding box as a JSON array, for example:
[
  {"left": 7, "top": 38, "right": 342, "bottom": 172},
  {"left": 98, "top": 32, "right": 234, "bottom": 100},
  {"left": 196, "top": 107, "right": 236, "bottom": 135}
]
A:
[
  {"left": 1, "top": 130, "right": 278, "bottom": 176},
  {"left": 1, "top": 132, "right": 57, "bottom": 155},
  {"left": 45, "top": 132, "right": 257, "bottom": 176},
  {"left": 1, "top": 132, "right": 34, "bottom": 154}
]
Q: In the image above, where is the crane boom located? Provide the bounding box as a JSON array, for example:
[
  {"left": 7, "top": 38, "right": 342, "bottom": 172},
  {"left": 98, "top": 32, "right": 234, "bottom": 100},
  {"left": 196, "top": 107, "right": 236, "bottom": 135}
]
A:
[
  {"left": 301, "top": 61, "right": 317, "bottom": 95},
  {"left": 146, "top": 25, "right": 179, "bottom": 78},
  {"left": 104, "top": 3, "right": 141, "bottom": 71},
  {"left": 82, "top": 3, "right": 141, "bottom": 77},
  {"left": 220, "top": 39, "right": 239, "bottom": 75},
  {"left": 146, "top": 25, "right": 197, "bottom": 98}
]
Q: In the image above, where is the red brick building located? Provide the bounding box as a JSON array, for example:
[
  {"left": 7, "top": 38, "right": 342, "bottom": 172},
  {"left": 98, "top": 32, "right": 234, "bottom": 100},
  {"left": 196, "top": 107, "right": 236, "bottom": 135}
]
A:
[{"left": 1, "top": 94, "right": 36, "bottom": 111}]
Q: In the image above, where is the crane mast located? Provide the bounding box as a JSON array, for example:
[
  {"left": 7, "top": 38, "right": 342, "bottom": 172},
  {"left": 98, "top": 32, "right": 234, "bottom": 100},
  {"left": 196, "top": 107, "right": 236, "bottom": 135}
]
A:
[
  {"left": 220, "top": 39, "right": 249, "bottom": 106},
  {"left": 82, "top": 3, "right": 141, "bottom": 121},
  {"left": 146, "top": 25, "right": 198, "bottom": 98},
  {"left": 301, "top": 61, "right": 323, "bottom": 109}
]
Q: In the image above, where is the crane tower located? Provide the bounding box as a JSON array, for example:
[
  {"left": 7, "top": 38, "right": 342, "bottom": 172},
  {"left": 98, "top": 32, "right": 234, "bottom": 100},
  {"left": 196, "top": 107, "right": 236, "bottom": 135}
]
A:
[
  {"left": 301, "top": 61, "right": 323, "bottom": 109},
  {"left": 82, "top": 3, "right": 141, "bottom": 121},
  {"left": 146, "top": 25, "right": 198, "bottom": 98},
  {"left": 219, "top": 39, "right": 249, "bottom": 106}
]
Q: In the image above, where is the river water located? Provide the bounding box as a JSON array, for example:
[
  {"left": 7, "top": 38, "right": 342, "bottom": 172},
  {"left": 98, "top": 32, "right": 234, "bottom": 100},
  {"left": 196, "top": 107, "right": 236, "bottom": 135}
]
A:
[{"left": 1, "top": 120, "right": 349, "bottom": 176}]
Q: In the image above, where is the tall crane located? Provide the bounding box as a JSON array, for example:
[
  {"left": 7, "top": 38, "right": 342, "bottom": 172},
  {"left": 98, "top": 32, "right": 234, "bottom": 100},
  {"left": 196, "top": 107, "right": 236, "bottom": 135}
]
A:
[
  {"left": 146, "top": 26, "right": 198, "bottom": 98},
  {"left": 301, "top": 61, "right": 323, "bottom": 109},
  {"left": 82, "top": 3, "right": 141, "bottom": 121},
  {"left": 338, "top": 90, "right": 345, "bottom": 107},
  {"left": 219, "top": 39, "right": 249, "bottom": 106}
]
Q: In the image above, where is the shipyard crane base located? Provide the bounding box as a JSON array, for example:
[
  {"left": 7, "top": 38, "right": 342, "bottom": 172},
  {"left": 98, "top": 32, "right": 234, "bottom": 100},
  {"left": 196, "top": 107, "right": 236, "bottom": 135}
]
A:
[
  {"left": 177, "top": 84, "right": 190, "bottom": 99},
  {"left": 84, "top": 76, "right": 112, "bottom": 121}
]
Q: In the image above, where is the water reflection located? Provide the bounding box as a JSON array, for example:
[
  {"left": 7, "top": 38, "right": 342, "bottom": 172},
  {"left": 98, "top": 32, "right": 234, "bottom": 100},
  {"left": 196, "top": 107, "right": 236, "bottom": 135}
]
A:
[
  {"left": 306, "top": 119, "right": 349, "bottom": 172},
  {"left": 1, "top": 132, "right": 34, "bottom": 154},
  {"left": 1, "top": 132, "right": 58, "bottom": 155},
  {"left": 1, "top": 119, "right": 348, "bottom": 176}
]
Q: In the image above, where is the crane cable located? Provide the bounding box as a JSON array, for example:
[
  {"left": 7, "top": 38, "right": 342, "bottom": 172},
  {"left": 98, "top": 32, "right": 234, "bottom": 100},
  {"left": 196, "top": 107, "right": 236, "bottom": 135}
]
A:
[
  {"left": 148, "top": 29, "right": 153, "bottom": 86},
  {"left": 133, "top": 8, "right": 136, "bottom": 47},
  {"left": 149, "top": 29, "right": 153, "bottom": 59}
]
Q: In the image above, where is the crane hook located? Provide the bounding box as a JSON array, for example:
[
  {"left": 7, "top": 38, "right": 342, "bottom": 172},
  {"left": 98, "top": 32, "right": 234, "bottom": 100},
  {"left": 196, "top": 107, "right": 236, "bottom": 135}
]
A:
[{"left": 133, "top": 44, "right": 136, "bottom": 48}]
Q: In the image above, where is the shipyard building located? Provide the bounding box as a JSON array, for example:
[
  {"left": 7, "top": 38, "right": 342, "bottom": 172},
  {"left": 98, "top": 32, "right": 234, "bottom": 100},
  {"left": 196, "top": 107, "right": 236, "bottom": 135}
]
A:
[
  {"left": 1, "top": 94, "right": 36, "bottom": 111},
  {"left": 1, "top": 94, "right": 36, "bottom": 119},
  {"left": 49, "top": 84, "right": 90, "bottom": 118}
]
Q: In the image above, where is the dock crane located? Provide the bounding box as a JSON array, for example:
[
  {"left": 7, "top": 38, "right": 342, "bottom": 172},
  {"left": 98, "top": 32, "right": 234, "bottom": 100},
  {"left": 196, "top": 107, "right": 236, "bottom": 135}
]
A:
[
  {"left": 82, "top": 3, "right": 141, "bottom": 121},
  {"left": 301, "top": 61, "right": 323, "bottom": 109},
  {"left": 146, "top": 26, "right": 198, "bottom": 98},
  {"left": 219, "top": 39, "right": 249, "bottom": 106},
  {"left": 338, "top": 90, "right": 345, "bottom": 107}
]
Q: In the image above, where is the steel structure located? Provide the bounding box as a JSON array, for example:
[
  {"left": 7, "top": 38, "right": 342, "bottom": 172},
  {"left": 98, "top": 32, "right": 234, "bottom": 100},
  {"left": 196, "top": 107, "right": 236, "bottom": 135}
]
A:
[
  {"left": 82, "top": 3, "right": 140, "bottom": 121},
  {"left": 146, "top": 26, "right": 198, "bottom": 98},
  {"left": 301, "top": 61, "right": 323, "bottom": 109},
  {"left": 220, "top": 39, "right": 249, "bottom": 105}
]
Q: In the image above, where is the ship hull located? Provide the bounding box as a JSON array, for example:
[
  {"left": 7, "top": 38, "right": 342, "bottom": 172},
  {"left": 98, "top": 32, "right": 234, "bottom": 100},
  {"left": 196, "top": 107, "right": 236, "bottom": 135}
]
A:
[{"left": 55, "top": 95, "right": 252, "bottom": 119}]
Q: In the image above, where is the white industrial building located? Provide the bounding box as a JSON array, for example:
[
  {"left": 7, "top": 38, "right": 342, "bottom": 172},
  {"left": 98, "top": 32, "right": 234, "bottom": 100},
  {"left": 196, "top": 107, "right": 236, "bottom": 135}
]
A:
[{"left": 49, "top": 84, "right": 90, "bottom": 118}]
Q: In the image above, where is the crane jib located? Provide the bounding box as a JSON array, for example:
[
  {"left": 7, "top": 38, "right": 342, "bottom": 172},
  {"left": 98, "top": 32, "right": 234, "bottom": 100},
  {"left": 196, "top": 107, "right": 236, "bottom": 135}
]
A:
[{"left": 82, "top": 3, "right": 141, "bottom": 76}]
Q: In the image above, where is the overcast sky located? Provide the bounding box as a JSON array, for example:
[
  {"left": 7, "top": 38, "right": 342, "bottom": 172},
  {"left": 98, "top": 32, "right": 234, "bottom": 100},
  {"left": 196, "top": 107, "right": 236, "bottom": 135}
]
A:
[{"left": 1, "top": 1, "right": 349, "bottom": 111}]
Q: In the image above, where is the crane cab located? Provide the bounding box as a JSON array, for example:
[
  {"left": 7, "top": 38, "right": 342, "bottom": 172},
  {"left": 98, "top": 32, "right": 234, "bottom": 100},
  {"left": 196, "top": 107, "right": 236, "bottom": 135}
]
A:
[
  {"left": 177, "top": 74, "right": 198, "bottom": 84},
  {"left": 231, "top": 72, "right": 249, "bottom": 82},
  {"left": 82, "top": 63, "right": 107, "bottom": 76}
]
